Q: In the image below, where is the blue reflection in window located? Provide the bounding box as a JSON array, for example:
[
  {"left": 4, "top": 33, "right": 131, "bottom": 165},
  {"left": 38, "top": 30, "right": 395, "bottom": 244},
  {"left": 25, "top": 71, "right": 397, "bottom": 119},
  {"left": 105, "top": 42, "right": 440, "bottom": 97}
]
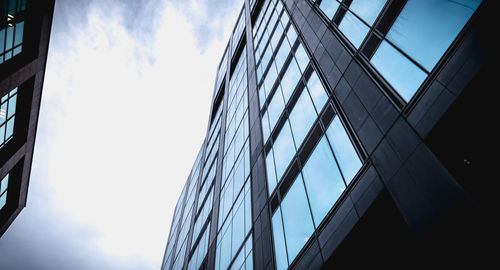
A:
[
  {"left": 272, "top": 207, "right": 289, "bottom": 270},
  {"left": 386, "top": 0, "right": 482, "bottom": 72},
  {"left": 326, "top": 116, "right": 362, "bottom": 184},
  {"left": 275, "top": 38, "right": 291, "bottom": 74},
  {"left": 302, "top": 137, "right": 345, "bottom": 224},
  {"left": 319, "top": 0, "right": 340, "bottom": 19},
  {"left": 338, "top": 11, "right": 369, "bottom": 49},
  {"left": 349, "top": 0, "right": 387, "bottom": 25},
  {"left": 280, "top": 59, "right": 301, "bottom": 104},
  {"left": 267, "top": 87, "right": 285, "bottom": 131},
  {"left": 306, "top": 71, "right": 328, "bottom": 113},
  {"left": 370, "top": 41, "right": 427, "bottom": 102},
  {"left": 273, "top": 121, "right": 296, "bottom": 181},
  {"left": 280, "top": 174, "right": 315, "bottom": 263},
  {"left": 288, "top": 89, "right": 317, "bottom": 147},
  {"left": 266, "top": 149, "right": 278, "bottom": 195},
  {"left": 294, "top": 44, "right": 309, "bottom": 72}
]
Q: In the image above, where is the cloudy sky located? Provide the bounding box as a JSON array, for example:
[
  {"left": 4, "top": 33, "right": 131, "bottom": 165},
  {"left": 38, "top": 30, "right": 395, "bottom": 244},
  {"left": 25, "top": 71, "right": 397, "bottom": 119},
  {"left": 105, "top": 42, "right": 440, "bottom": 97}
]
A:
[{"left": 0, "top": 0, "right": 242, "bottom": 269}]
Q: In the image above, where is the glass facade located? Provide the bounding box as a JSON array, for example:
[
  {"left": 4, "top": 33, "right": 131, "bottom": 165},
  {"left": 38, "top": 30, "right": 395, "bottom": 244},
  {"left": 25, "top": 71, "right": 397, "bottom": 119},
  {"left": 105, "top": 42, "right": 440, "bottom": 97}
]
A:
[
  {"left": 1, "top": 0, "right": 26, "bottom": 64},
  {"left": 161, "top": 0, "right": 484, "bottom": 269},
  {"left": 316, "top": 0, "right": 482, "bottom": 102}
]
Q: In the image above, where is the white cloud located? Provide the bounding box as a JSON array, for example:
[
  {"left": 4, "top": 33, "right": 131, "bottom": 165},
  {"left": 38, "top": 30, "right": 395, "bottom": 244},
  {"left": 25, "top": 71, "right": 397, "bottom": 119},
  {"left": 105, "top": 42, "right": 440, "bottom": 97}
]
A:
[{"left": 30, "top": 0, "right": 242, "bottom": 268}]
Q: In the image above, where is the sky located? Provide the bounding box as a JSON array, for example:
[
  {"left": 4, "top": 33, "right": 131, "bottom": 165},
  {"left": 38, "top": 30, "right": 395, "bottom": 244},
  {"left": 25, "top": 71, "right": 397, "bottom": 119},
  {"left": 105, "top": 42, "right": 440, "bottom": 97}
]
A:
[{"left": 0, "top": 0, "right": 242, "bottom": 269}]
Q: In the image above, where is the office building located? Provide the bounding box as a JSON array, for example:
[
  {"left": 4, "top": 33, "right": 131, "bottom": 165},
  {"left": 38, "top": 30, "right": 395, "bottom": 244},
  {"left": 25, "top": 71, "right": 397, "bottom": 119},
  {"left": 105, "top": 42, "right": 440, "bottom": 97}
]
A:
[
  {"left": 0, "top": 0, "right": 55, "bottom": 237},
  {"left": 162, "top": 0, "right": 491, "bottom": 269}
]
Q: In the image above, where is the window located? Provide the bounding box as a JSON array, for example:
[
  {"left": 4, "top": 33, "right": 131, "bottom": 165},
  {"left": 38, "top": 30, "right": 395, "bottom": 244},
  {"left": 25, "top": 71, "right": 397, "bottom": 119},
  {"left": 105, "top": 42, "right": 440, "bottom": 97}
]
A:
[
  {"left": 271, "top": 116, "right": 362, "bottom": 267},
  {"left": 0, "top": 173, "right": 8, "bottom": 210},
  {"left": 0, "top": 87, "right": 17, "bottom": 148},
  {"left": 1, "top": 0, "right": 26, "bottom": 64},
  {"left": 338, "top": 0, "right": 387, "bottom": 49},
  {"left": 370, "top": 0, "right": 482, "bottom": 102}
]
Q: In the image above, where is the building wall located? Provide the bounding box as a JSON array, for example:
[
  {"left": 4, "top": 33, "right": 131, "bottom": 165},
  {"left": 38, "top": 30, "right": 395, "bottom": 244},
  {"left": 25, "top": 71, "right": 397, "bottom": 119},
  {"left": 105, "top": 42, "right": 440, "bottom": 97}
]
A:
[
  {"left": 162, "top": 0, "right": 491, "bottom": 269},
  {"left": 0, "top": 0, "right": 55, "bottom": 238}
]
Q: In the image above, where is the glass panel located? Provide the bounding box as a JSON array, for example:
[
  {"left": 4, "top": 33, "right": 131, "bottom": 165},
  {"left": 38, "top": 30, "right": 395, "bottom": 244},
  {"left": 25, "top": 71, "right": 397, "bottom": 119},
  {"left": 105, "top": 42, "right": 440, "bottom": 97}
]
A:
[
  {"left": 272, "top": 208, "right": 289, "bottom": 270},
  {"left": 386, "top": 0, "right": 482, "bottom": 71},
  {"left": 267, "top": 87, "right": 285, "bottom": 131},
  {"left": 14, "top": 21, "right": 24, "bottom": 46},
  {"left": 306, "top": 71, "right": 328, "bottom": 113},
  {"left": 338, "top": 11, "right": 369, "bottom": 49},
  {"left": 0, "top": 174, "right": 8, "bottom": 194},
  {"left": 288, "top": 89, "right": 317, "bottom": 147},
  {"left": 349, "top": 0, "right": 387, "bottom": 25},
  {"left": 0, "top": 29, "right": 5, "bottom": 53},
  {"left": 319, "top": 0, "right": 340, "bottom": 19},
  {"left": 302, "top": 137, "right": 345, "bottom": 224},
  {"left": 0, "top": 102, "right": 7, "bottom": 125},
  {"left": 5, "top": 27, "right": 14, "bottom": 51},
  {"left": 280, "top": 174, "right": 315, "bottom": 263},
  {"left": 326, "top": 116, "right": 362, "bottom": 184},
  {"left": 0, "top": 193, "right": 6, "bottom": 210},
  {"left": 370, "top": 41, "right": 427, "bottom": 102},
  {"left": 274, "top": 37, "right": 291, "bottom": 74},
  {"left": 5, "top": 117, "right": 14, "bottom": 139},
  {"left": 272, "top": 121, "right": 296, "bottom": 181},
  {"left": 294, "top": 44, "right": 309, "bottom": 72},
  {"left": 280, "top": 59, "right": 301, "bottom": 104},
  {"left": 262, "top": 110, "right": 271, "bottom": 143},
  {"left": 266, "top": 149, "right": 277, "bottom": 195}
]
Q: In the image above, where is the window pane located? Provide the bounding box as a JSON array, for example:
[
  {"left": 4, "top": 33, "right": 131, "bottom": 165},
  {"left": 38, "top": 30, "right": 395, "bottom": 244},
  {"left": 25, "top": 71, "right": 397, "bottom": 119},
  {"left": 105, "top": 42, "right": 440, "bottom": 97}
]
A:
[
  {"left": 0, "top": 193, "right": 6, "bottom": 210},
  {"left": 6, "top": 27, "right": 14, "bottom": 51},
  {"left": 262, "top": 111, "right": 271, "bottom": 143},
  {"left": 306, "top": 71, "right": 328, "bottom": 113},
  {"left": 275, "top": 37, "right": 291, "bottom": 74},
  {"left": 266, "top": 149, "right": 278, "bottom": 195},
  {"left": 280, "top": 59, "right": 301, "bottom": 104},
  {"left": 326, "top": 116, "right": 362, "bottom": 184},
  {"left": 338, "top": 11, "right": 369, "bottom": 49},
  {"left": 302, "top": 137, "right": 345, "bottom": 224},
  {"left": 272, "top": 208, "right": 289, "bottom": 270},
  {"left": 294, "top": 44, "right": 309, "bottom": 72},
  {"left": 386, "top": 0, "right": 482, "bottom": 71},
  {"left": 288, "top": 89, "right": 317, "bottom": 147},
  {"left": 349, "top": 0, "right": 387, "bottom": 25},
  {"left": 272, "top": 121, "right": 296, "bottom": 181},
  {"left": 319, "top": 0, "right": 340, "bottom": 19},
  {"left": 267, "top": 87, "right": 285, "bottom": 131},
  {"left": 5, "top": 117, "right": 14, "bottom": 139},
  {"left": 280, "top": 174, "right": 315, "bottom": 263},
  {"left": 370, "top": 41, "right": 427, "bottom": 102},
  {"left": 14, "top": 21, "right": 24, "bottom": 46}
]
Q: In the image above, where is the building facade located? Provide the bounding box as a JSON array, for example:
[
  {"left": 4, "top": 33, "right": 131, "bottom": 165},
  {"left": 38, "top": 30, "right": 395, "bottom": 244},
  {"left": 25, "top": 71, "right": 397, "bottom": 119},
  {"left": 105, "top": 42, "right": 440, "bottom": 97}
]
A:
[
  {"left": 0, "top": 0, "right": 55, "bottom": 237},
  {"left": 162, "top": 0, "right": 491, "bottom": 269}
]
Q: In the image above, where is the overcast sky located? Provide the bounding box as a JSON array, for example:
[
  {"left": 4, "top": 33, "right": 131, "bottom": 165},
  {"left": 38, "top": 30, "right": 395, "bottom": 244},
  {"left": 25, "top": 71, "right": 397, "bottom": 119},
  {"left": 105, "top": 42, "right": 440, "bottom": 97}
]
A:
[{"left": 0, "top": 0, "right": 242, "bottom": 269}]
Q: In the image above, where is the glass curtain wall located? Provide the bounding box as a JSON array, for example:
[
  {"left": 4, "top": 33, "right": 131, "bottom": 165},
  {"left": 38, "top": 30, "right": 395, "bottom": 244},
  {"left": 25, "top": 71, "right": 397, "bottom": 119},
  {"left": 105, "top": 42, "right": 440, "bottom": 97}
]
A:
[{"left": 315, "top": 0, "right": 482, "bottom": 102}]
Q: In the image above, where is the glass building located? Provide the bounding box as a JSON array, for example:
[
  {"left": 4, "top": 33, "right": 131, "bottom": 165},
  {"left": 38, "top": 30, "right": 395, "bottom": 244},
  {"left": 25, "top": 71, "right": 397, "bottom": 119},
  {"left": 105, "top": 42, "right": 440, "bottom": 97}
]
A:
[
  {"left": 0, "top": 0, "right": 55, "bottom": 237},
  {"left": 161, "top": 0, "right": 491, "bottom": 269}
]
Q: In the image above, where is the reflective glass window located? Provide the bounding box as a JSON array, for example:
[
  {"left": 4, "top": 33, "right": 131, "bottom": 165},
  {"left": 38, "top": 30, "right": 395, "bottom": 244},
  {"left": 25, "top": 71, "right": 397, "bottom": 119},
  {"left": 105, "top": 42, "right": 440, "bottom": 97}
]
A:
[
  {"left": 1, "top": 88, "right": 17, "bottom": 148},
  {"left": 386, "top": 0, "right": 482, "bottom": 72},
  {"left": 349, "top": 0, "right": 386, "bottom": 25},
  {"left": 272, "top": 121, "right": 296, "bottom": 181},
  {"left": 280, "top": 174, "right": 315, "bottom": 263},
  {"left": 301, "top": 137, "right": 345, "bottom": 224},
  {"left": 326, "top": 116, "right": 362, "bottom": 184},
  {"left": 338, "top": 11, "right": 369, "bottom": 49},
  {"left": 288, "top": 89, "right": 317, "bottom": 147},
  {"left": 305, "top": 71, "right": 328, "bottom": 113},
  {"left": 370, "top": 41, "right": 427, "bottom": 102},
  {"left": 272, "top": 208, "right": 288, "bottom": 270},
  {"left": 279, "top": 59, "right": 301, "bottom": 104},
  {"left": 0, "top": 174, "right": 8, "bottom": 210},
  {"left": 319, "top": 0, "right": 340, "bottom": 19}
]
